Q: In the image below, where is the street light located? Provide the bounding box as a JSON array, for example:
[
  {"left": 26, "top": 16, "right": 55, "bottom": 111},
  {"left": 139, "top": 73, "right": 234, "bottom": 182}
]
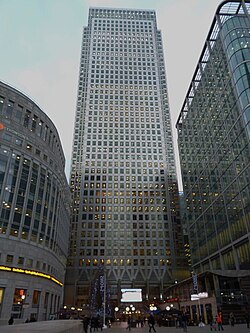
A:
[
  {"left": 114, "top": 307, "right": 119, "bottom": 321},
  {"left": 150, "top": 304, "right": 157, "bottom": 312},
  {"left": 21, "top": 294, "right": 26, "bottom": 319}
]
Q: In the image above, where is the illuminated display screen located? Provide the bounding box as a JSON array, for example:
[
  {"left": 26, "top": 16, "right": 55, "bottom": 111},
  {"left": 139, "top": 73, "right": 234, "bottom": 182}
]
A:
[{"left": 121, "top": 289, "right": 142, "bottom": 302}]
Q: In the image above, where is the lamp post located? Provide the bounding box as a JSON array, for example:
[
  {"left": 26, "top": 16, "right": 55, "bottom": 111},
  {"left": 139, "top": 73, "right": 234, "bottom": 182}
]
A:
[
  {"left": 115, "top": 307, "right": 119, "bottom": 321},
  {"left": 102, "top": 271, "right": 107, "bottom": 329},
  {"left": 21, "top": 294, "right": 26, "bottom": 319}
]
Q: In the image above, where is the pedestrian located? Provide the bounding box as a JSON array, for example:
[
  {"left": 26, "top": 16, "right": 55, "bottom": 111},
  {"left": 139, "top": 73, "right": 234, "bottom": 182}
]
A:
[
  {"left": 210, "top": 317, "right": 217, "bottom": 332},
  {"left": 229, "top": 312, "right": 235, "bottom": 327},
  {"left": 90, "top": 317, "right": 94, "bottom": 332},
  {"left": 82, "top": 316, "right": 90, "bottom": 333},
  {"left": 93, "top": 317, "right": 99, "bottom": 331},
  {"left": 216, "top": 312, "right": 224, "bottom": 331},
  {"left": 126, "top": 316, "right": 132, "bottom": 331},
  {"left": 148, "top": 314, "right": 156, "bottom": 333},
  {"left": 8, "top": 316, "right": 14, "bottom": 325},
  {"left": 181, "top": 312, "right": 188, "bottom": 332},
  {"left": 245, "top": 311, "right": 250, "bottom": 329}
]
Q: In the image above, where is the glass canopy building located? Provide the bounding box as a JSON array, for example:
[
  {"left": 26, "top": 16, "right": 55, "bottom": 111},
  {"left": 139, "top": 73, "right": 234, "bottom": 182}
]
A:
[
  {"left": 176, "top": 0, "right": 250, "bottom": 313},
  {"left": 65, "top": 7, "right": 188, "bottom": 309}
]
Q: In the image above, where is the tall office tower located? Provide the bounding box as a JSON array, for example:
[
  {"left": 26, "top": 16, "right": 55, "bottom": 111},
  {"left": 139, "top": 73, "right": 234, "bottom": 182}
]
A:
[
  {"left": 65, "top": 7, "right": 188, "bottom": 309},
  {"left": 177, "top": 0, "right": 250, "bottom": 305}
]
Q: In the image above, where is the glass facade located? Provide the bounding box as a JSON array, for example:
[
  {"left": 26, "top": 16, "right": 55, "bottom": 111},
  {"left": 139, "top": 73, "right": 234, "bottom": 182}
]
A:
[
  {"left": 177, "top": 1, "right": 250, "bottom": 273},
  {"left": 0, "top": 81, "right": 70, "bottom": 321},
  {"left": 65, "top": 7, "right": 188, "bottom": 307}
]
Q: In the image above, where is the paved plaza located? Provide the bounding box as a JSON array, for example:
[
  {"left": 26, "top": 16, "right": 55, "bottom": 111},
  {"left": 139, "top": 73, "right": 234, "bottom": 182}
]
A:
[
  {"left": 113, "top": 322, "right": 250, "bottom": 333},
  {"left": 0, "top": 320, "right": 250, "bottom": 333}
]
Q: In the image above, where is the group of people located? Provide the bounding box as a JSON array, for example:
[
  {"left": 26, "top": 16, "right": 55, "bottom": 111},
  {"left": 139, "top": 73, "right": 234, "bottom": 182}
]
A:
[
  {"left": 126, "top": 315, "right": 156, "bottom": 332},
  {"left": 82, "top": 315, "right": 109, "bottom": 333},
  {"left": 7, "top": 309, "right": 250, "bottom": 331},
  {"left": 209, "top": 311, "right": 250, "bottom": 331}
]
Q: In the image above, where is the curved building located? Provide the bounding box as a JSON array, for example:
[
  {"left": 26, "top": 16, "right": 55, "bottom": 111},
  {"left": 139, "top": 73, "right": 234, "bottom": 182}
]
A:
[
  {"left": 176, "top": 0, "right": 250, "bottom": 320},
  {"left": 0, "top": 81, "right": 70, "bottom": 323}
]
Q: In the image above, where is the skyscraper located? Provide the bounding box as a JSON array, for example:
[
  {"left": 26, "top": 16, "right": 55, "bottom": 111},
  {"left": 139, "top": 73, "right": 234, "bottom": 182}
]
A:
[
  {"left": 176, "top": 0, "right": 250, "bottom": 314},
  {"left": 65, "top": 7, "right": 187, "bottom": 309}
]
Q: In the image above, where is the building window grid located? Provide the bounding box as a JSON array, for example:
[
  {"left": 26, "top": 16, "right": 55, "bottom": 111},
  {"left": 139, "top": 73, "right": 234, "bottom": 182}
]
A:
[
  {"left": 179, "top": 32, "right": 250, "bottom": 269},
  {"left": 69, "top": 10, "right": 180, "bottom": 274}
]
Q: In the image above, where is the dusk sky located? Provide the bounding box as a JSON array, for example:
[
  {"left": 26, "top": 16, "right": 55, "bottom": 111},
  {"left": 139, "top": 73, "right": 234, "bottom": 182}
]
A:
[{"left": 0, "top": 0, "right": 223, "bottom": 188}]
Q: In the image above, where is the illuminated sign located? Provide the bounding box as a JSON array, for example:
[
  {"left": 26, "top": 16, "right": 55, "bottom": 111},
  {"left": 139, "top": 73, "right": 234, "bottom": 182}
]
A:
[
  {"left": 166, "top": 297, "right": 179, "bottom": 302},
  {"left": 0, "top": 265, "right": 63, "bottom": 286},
  {"left": 191, "top": 292, "right": 208, "bottom": 301},
  {"left": 121, "top": 289, "right": 142, "bottom": 302},
  {"left": 192, "top": 273, "right": 198, "bottom": 291}
]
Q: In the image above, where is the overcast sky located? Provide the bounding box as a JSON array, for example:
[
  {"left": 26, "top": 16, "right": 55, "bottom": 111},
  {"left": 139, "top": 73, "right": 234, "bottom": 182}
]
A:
[{"left": 0, "top": 0, "right": 223, "bottom": 188}]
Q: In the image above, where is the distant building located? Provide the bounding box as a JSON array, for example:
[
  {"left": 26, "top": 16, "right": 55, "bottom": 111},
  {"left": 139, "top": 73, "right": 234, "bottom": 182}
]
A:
[
  {"left": 176, "top": 0, "right": 250, "bottom": 322},
  {"left": 0, "top": 81, "right": 70, "bottom": 323},
  {"left": 64, "top": 7, "right": 188, "bottom": 310}
]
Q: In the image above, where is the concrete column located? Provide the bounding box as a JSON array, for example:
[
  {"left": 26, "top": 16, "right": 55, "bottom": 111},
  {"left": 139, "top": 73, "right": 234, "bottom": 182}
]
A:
[
  {"left": 212, "top": 274, "right": 220, "bottom": 310},
  {"left": 212, "top": 275, "right": 220, "bottom": 294},
  {"left": 1, "top": 280, "right": 15, "bottom": 320},
  {"left": 117, "top": 280, "right": 121, "bottom": 306},
  {"left": 38, "top": 291, "right": 45, "bottom": 321}
]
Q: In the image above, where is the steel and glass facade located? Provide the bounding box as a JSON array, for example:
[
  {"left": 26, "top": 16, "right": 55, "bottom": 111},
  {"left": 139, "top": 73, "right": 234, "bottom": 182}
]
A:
[
  {"left": 177, "top": 1, "right": 250, "bottom": 276},
  {"left": 0, "top": 81, "right": 70, "bottom": 322},
  {"left": 65, "top": 7, "right": 188, "bottom": 308}
]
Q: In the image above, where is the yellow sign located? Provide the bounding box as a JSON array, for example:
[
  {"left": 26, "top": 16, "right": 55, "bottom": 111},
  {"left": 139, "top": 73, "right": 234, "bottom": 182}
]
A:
[{"left": 0, "top": 265, "right": 63, "bottom": 286}]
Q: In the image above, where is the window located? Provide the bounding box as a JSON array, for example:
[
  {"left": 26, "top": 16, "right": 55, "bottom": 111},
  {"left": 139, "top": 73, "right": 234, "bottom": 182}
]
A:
[
  {"left": 15, "top": 138, "right": 23, "bottom": 146},
  {"left": 0, "top": 288, "right": 4, "bottom": 306},
  {"left": 15, "top": 105, "right": 23, "bottom": 121},
  {"left": 6, "top": 255, "right": 14, "bottom": 264},
  {"left": 23, "top": 110, "right": 31, "bottom": 127},
  {"left": 32, "top": 290, "right": 41, "bottom": 307},
  {"left": 18, "top": 257, "right": 24, "bottom": 266},
  {"left": 6, "top": 101, "right": 14, "bottom": 117},
  {"left": 26, "top": 258, "right": 33, "bottom": 268},
  {"left": 3, "top": 133, "right": 12, "bottom": 142},
  {"left": 0, "top": 96, "right": 5, "bottom": 113},
  {"left": 13, "top": 288, "right": 26, "bottom": 305},
  {"left": 44, "top": 292, "right": 49, "bottom": 309},
  {"left": 26, "top": 144, "right": 32, "bottom": 151}
]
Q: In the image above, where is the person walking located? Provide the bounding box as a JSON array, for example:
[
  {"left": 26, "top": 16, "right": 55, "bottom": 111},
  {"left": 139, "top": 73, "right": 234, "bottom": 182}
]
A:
[
  {"left": 216, "top": 312, "right": 224, "bottom": 331},
  {"left": 245, "top": 311, "right": 250, "bottom": 329},
  {"left": 229, "top": 312, "right": 235, "bottom": 327},
  {"left": 181, "top": 312, "right": 188, "bottom": 332},
  {"left": 148, "top": 314, "right": 156, "bottom": 333},
  {"left": 82, "top": 316, "right": 90, "bottom": 333},
  {"left": 126, "top": 316, "right": 132, "bottom": 331},
  {"left": 209, "top": 317, "right": 217, "bottom": 332}
]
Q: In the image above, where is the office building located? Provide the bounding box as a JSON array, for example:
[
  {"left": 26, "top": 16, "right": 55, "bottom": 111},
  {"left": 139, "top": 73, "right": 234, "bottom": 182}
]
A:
[
  {"left": 65, "top": 7, "right": 188, "bottom": 310},
  {"left": 0, "top": 81, "right": 70, "bottom": 323},
  {"left": 176, "top": 0, "right": 250, "bottom": 320}
]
